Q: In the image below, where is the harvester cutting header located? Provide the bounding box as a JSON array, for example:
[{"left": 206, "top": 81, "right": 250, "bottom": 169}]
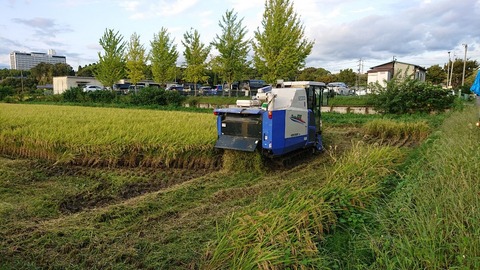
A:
[{"left": 213, "top": 81, "right": 326, "bottom": 157}]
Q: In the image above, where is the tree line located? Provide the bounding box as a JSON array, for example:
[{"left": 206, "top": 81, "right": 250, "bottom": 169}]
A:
[
  {"left": 93, "top": 0, "right": 312, "bottom": 96},
  {"left": 1, "top": 0, "right": 478, "bottom": 100}
]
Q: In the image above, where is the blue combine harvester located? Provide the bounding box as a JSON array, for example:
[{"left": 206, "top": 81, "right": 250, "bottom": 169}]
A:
[{"left": 213, "top": 81, "right": 326, "bottom": 157}]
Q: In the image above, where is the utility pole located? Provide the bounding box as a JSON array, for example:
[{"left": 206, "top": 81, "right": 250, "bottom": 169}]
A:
[
  {"left": 462, "top": 44, "right": 468, "bottom": 86},
  {"left": 447, "top": 51, "right": 451, "bottom": 88},
  {"left": 20, "top": 69, "right": 24, "bottom": 95},
  {"left": 356, "top": 58, "right": 361, "bottom": 92},
  {"left": 449, "top": 53, "right": 455, "bottom": 89}
]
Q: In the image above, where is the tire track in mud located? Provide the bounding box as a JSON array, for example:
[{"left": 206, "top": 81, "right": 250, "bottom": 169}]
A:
[{"left": 54, "top": 165, "right": 214, "bottom": 214}]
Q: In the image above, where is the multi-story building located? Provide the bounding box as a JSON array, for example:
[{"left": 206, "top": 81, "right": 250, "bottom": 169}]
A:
[{"left": 10, "top": 50, "right": 67, "bottom": 70}]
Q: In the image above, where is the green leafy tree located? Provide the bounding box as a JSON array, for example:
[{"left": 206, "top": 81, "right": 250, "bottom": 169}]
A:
[
  {"left": 208, "top": 55, "right": 222, "bottom": 86},
  {"left": 53, "top": 63, "right": 74, "bottom": 77},
  {"left": 144, "top": 64, "right": 153, "bottom": 80},
  {"left": 444, "top": 59, "right": 478, "bottom": 88},
  {"left": 182, "top": 28, "right": 211, "bottom": 96},
  {"left": 77, "top": 63, "right": 97, "bottom": 77},
  {"left": 96, "top": 29, "right": 126, "bottom": 89},
  {"left": 0, "top": 86, "right": 14, "bottom": 100},
  {"left": 297, "top": 67, "right": 317, "bottom": 81},
  {"left": 321, "top": 73, "right": 337, "bottom": 84},
  {"left": 30, "top": 63, "right": 73, "bottom": 85},
  {"left": 426, "top": 64, "right": 445, "bottom": 85},
  {"left": 0, "top": 68, "right": 25, "bottom": 80},
  {"left": 296, "top": 67, "right": 334, "bottom": 83},
  {"left": 337, "top": 68, "right": 357, "bottom": 86},
  {"left": 0, "top": 77, "right": 37, "bottom": 94},
  {"left": 244, "top": 66, "right": 262, "bottom": 81},
  {"left": 212, "top": 9, "right": 250, "bottom": 96},
  {"left": 30, "top": 62, "right": 51, "bottom": 85},
  {"left": 126, "top": 32, "right": 148, "bottom": 91},
  {"left": 150, "top": 27, "right": 179, "bottom": 86},
  {"left": 465, "top": 69, "right": 478, "bottom": 89},
  {"left": 252, "top": 0, "right": 314, "bottom": 84}
]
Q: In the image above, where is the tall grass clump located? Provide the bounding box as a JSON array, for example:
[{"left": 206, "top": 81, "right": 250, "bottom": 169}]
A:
[
  {"left": 369, "top": 106, "right": 480, "bottom": 269},
  {"left": 364, "top": 119, "right": 431, "bottom": 142},
  {"left": 204, "top": 143, "right": 403, "bottom": 269}
]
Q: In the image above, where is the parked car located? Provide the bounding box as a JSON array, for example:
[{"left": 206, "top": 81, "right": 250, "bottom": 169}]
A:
[
  {"left": 199, "top": 86, "right": 213, "bottom": 96},
  {"left": 166, "top": 85, "right": 184, "bottom": 91},
  {"left": 113, "top": 83, "right": 131, "bottom": 94},
  {"left": 83, "top": 85, "right": 103, "bottom": 92},
  {"left": 166, "top": 85, "right": 190, "bottom": 96},
  {"left": 128, "top": 85, "right": 145, "bottom": 92}
]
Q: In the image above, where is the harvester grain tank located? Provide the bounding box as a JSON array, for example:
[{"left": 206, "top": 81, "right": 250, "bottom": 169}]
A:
[{"left": 213, "top": 81, "right": 326, "bottom": 157}]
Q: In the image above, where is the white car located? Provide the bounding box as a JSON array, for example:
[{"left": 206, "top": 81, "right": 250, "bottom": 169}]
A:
[{"left": 83, "top": 85, "right": 103, "bottom": 92}]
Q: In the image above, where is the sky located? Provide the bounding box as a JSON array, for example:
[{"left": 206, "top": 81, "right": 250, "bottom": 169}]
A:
[{"left": 1, "top": 0, "right": 480, "bottom": 73}]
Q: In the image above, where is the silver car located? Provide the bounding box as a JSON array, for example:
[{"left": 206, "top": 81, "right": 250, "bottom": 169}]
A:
[{"left": 83, "top": 85, "right": 103, "bottom": 92}]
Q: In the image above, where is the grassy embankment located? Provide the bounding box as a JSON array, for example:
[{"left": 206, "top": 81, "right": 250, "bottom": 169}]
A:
[
  {"left": 365, "top": 105, "right": 480, "bottom": 269},
  {"left": 309, "top": 105, "right": 480, "bottom": 269}
]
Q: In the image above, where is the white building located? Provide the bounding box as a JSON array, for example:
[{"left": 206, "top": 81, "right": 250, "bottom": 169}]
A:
[
  {"left": 53, "top": 76, "right": 103, "bottom": 94},
  {"left": 367, "top": 61, "right": 426, "bottom": 88},
  {"left": 10, "top": 50, "right": 67, "bottom": 70}
]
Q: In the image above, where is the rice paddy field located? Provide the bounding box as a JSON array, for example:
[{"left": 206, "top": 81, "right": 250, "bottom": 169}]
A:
[
  {"left": 0, "top": 104, "right": 219, "bottom": 169},
  {"left": 1, "top": 102, "right": 478, "bottom": 269}
]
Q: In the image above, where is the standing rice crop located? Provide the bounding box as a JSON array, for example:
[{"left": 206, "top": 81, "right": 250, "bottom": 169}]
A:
[
  {"left": 363, "top": 119, "right": 431, "bottom": 143},
  {"left": 0, "top": 104, "right": 219, "bottom": 168}
]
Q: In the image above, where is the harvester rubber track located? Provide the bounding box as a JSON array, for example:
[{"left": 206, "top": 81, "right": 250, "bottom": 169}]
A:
[{"left": 265, "top": 147, "right": 320, "bottom": 170}]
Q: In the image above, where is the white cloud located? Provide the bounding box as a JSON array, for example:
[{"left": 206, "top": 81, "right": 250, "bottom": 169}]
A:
[
  {"left": 119, "top": 0, "right": 200, "bottom": 20},
  {"left": 1, "top": 0, "right": 479, "bottom": 71},
  {"left": 120, "top": 0, "right": 141, "bottom": 11},
  {"left": 227, "top": 0, "right": 258, "bottom": 12}
]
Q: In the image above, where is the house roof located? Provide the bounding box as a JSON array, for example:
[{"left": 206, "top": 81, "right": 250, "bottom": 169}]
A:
[{"left": 368, "top": 61, "right": 426, "bottom": 73}]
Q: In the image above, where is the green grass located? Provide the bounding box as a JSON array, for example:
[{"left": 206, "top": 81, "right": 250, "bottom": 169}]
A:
[
  {"left": 315, "top": 105, "right": 480, "bottom": 269},
  {"left": 185, "top": 95, "right": 250, "bottom": 106},
  {"left": 366, "top": 105, "right": 480, "bottom": 269},
  {"left": 327, "top": 95, "right": 373, "bottom": 106}
]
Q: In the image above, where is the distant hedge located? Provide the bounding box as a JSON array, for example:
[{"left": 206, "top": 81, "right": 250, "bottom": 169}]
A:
[{"left": 62, "top": 87, "right": 185, "bottom": 107}]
